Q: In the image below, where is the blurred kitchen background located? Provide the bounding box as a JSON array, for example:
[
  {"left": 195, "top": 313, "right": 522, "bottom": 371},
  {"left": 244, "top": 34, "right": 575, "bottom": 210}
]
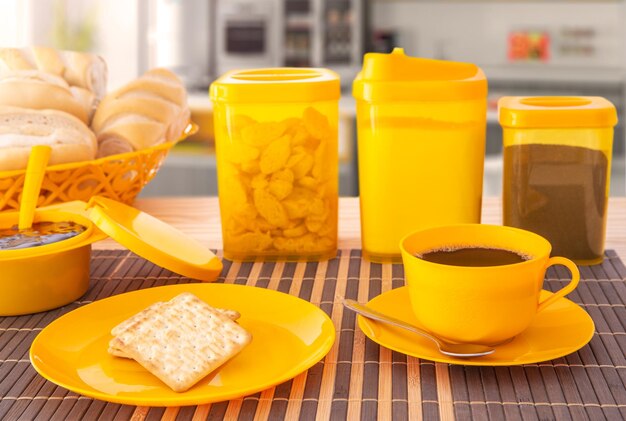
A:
[{"left": 1, "top": 0, "right": 626, "bottom": 197}]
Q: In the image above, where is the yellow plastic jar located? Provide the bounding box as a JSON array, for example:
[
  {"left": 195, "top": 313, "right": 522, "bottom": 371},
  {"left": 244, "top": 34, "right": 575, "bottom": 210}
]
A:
[
  {"left": 0, "top": 198, "right": 223, "bottom": 316},
  {"left": 499, "top": 96, "right": 618, "bottom": 265},
  {"left": 353, "top": 48, "right": 488, "bottom": 262},
  {"left": 210, "top": 68, "right": 340, "bottom": 261}
]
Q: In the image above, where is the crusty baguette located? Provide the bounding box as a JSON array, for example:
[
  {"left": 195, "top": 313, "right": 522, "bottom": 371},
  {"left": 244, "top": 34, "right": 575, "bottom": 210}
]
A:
[
  {"left": 0, "top": 106, "right": 96, "bottom": 171},
  {"left": 96, "top": 136, "right": 134, "bottom": 158},
  {"left": 0, "top": 70, "right": 94, "bottom": 123},
  {"left": 92, "top": 96, "right": 179, "bottom": 135},
  {"left": 116, "top": 68, "right": 187, "bottom": 105},
  {"left": 92, "top": 68, "right": 189, "bottom": 157},
  {"left": 70, "top": 86, "right": 97, "bottom": 121},
  {"left": 0, "top": 46, "right": 107, "bottom": 99},
  {"left": 54, "top": 49, "right": 107, "bottom": 99},
  {"left": 96, "top": 116, "right": 168, "bottom": 155},
  {"left": 0, "top": 49, "right": 32, "bottom": 70}
]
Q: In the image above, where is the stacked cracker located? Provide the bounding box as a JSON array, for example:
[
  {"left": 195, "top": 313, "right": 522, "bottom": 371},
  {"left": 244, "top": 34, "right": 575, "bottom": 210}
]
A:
[{"left": 109, "top": 292, "right": 251, "bottom": 393}]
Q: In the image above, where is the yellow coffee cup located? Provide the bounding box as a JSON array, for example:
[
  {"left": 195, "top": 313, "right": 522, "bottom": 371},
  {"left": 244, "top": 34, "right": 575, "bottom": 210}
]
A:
[{"left": 400, "top": 224, "right": 580, "bottom": 345}]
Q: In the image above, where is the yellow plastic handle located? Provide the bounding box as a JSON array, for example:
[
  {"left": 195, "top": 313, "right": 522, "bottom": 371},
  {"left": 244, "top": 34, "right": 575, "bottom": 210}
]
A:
[
  {"left": 18, "top": 145, "right": 51, "bottom": 230},
  {"left": 537, "top": 256, "right": 580, "bottom": 313}
]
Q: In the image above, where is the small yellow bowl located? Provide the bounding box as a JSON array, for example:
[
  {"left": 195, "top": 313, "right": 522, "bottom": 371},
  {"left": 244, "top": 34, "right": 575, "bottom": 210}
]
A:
[
  {"left": 0, "top": 205, "right": 106, "bottom": 316},
  {"left": 0, "top": 197, "right": 222, "bottom": 316}
]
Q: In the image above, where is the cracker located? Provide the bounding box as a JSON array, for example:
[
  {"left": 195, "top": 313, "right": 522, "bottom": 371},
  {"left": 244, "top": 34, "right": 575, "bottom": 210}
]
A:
[
  {"left": 107, "top": 345, "right": 131, "bottom": 358},
  {"left": 216, "top": 308, "right": 241, "bottom": 321},
  {"left": 108, "top": 292, "right": 251, "bottom": 392},
  {"left": 111, "top": 301, "right": 165, "bottom": 337},
  {"left": 109, "top": 303, "right": 241, "bottom": 359}
]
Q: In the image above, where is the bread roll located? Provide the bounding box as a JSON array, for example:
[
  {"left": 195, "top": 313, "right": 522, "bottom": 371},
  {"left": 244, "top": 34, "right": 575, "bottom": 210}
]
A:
[
  {"left": 0, "top": 70, "right": 93, "bottom": 123},
  {"left": 0, "top": 49, "right": 32, "bottom": 70},
  {"left": 96, "top": 137, "right": 134, "bottom": 158},
  {"left": 92, "top": 68, "right": 189, "bottom": 157},
  {"left": 97, "top": 115, "right": 167, "bottom": 155},
  {"left": 0, "top": 46, "right": 107, "bottom": 99},
  {"left": 0, "top": 106, "right": 96, "bottom": 171}
]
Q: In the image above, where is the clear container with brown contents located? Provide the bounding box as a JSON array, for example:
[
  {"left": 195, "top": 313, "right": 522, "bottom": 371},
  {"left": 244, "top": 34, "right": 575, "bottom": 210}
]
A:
[
  {"left": 210, "top": 68, "right": 340, "bottom": 261},
  {"left": 499, "top": 96, "right": 618, "bottom": 265}
]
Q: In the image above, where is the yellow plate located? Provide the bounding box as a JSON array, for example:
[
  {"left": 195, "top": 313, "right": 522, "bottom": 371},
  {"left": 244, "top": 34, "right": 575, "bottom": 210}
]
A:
[
  {"left": 358, "top": 287, "right": 594, "bottom": 366},
  {"left": 30, "top": 283, "right": 335, "bottom": 406}
]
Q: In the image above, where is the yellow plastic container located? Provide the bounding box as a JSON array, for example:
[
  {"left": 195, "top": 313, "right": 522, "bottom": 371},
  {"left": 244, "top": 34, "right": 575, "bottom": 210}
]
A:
[
  {"left": 353, "top": 48, "right": 487, "bottom": 262},
  {"left": 499, "top": 96, "right": 618, "bottom": 265},
  {"left": 210, "top": 68, "right": 340, "bottom": 261},
  {"left": 0, "top": 198, "right": 222, "bottom": 316}
]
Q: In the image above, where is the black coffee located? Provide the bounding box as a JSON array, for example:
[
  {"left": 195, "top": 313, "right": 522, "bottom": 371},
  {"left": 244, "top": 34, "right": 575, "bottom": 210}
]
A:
[
  {"left": 417, "top": 246, "right": 530, "bottom": 267},
  {"left": 503, "top": 143, "right": 608, "bottom": 261}
]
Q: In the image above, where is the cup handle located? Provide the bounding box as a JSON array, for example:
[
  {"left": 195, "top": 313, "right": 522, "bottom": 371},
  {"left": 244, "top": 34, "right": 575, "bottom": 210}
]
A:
[{"left": 537, "top": 256, "right": 580, "bottom": 313}]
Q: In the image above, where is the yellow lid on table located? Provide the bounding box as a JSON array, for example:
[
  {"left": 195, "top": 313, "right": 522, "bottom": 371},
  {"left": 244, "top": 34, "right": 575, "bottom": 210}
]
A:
[
  {"left": 499, "top": 96, "right": 618, "bottom": 128},
  {"left": 210, "top": 68, "right": 340, "bottom": 104},
  {"left": 352, "top": 47, "right": 487, "bottom": 102},
  {"left": 86, "top": 197, "right": 222, "bottom": 282}
]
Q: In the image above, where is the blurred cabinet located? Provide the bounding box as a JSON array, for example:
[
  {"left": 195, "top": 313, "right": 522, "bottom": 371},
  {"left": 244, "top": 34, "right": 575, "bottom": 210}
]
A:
[
  {"left": 140, "top": 154, "right": 218, "bottom": 197},
  {"left": 284, "top": 0, "right": 365, "bottom": 87}
]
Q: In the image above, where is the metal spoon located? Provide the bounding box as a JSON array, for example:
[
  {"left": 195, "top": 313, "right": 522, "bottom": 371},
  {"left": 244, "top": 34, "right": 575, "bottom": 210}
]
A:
[{"left": 343, "top": 299, "right": 495, "bottom": 358}]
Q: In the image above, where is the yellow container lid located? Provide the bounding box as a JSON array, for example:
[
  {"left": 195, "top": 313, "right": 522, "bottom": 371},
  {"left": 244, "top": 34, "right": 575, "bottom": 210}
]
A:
[
  {"left": 352, "top": 47, "right": 487, "bottom": 102},
  {"left": 499, "top": 96, "right": 618, "bottom": 128},
  {"left": 210, "top": 68, "right": 340, "bottom": 104},
  {"left": 0, "top": 196, "right": 222, "bottom": 282},
  {"left": 86, "top": 197, "right": 223, "bottom": 282},
  {"left": 0, "top": 197, "right": 223, "bottom": 282}
]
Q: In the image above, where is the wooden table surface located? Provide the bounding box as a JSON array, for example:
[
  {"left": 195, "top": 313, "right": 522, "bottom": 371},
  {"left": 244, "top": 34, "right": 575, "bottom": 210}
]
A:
[{"left": 94, "top": 196, "right": 626, "bottom": 258}]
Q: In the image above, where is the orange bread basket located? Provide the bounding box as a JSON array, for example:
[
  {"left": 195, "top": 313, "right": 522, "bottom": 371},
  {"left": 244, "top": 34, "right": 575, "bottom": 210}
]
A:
[{"left": 0, "top": 123, "right": 197, "bottom": 212}]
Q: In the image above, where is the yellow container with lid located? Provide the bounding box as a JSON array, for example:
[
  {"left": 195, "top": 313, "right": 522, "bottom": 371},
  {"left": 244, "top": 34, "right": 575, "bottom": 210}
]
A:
[
  {"left": 353, "top": 48, "right": 488, "bottom": 262},
  {"left": 499, "top": 96, "right": 618, "bottom": 265},
  {"left": 0, "top": 198, "right": 223, "bottom": 316},
  {"left": 210, "top": 68, "right": 340, "bottom": 261}
]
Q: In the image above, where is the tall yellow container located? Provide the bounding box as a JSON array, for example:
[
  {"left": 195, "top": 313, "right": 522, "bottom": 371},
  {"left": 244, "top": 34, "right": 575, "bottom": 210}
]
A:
[
  {"left": 352, "top": 48, "right": 488, "bottom": 262},
  {"left": 499, "top": 96, "right": 618, "bottom": 265},
  {"left": 210, "top": 68, "right": 340, "bottom": 261}
]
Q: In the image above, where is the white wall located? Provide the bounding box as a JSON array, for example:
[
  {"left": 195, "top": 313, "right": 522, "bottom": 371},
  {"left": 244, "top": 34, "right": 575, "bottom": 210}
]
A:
[
  {"left": 0, "top": 1, "right": 27, "bottom": 46},
  {"left": 0, "top": 0, "right": 141, "bottom": 90},
  {"left": 371, "top": 1, "right": 626, "bottom": 70},
  {"left": 93, "top": 1, "right": 141, "bottom": 89}
]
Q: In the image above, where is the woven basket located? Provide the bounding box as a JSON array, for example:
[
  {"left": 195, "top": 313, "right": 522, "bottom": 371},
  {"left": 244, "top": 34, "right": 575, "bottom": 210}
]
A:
[{"left": 0, "top": 123, "right": 198, "bottom": 212}]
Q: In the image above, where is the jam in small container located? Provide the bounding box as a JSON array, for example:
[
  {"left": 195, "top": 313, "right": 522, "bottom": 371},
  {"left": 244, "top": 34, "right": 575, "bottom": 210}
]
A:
[{"left": 0, "top": 221, "right": 87, "bottom": 250}]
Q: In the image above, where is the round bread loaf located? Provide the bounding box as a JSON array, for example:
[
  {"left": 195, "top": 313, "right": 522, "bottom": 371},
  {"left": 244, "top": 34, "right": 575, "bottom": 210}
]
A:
[{"left": 0, "top": 106, "right": 97, "bottom": 171}]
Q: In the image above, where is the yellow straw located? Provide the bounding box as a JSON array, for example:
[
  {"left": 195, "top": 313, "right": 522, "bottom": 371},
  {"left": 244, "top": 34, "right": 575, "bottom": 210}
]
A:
[{"left": 18, "top": 145, "right": 51, "bottom": 230}]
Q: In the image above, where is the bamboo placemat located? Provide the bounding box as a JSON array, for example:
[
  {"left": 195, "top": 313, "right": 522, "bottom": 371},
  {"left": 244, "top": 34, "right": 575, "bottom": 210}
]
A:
[{"left": 1, "top": 249, "right": 626, "bottom": 421}]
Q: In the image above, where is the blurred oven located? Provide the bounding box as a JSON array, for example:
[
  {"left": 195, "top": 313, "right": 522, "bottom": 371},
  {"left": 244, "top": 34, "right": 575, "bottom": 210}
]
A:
[{"left": 215, "top": 0, "right": 283, "bottom": 76}]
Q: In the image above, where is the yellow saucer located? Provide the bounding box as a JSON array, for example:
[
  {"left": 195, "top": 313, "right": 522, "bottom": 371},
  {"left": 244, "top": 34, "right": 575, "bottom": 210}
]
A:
[
  {"left": 357, "top": 287, "right": 594, "bottom": 366},
  {"left": 30, "top": 284, "right": 335, "bottom": 406}
]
